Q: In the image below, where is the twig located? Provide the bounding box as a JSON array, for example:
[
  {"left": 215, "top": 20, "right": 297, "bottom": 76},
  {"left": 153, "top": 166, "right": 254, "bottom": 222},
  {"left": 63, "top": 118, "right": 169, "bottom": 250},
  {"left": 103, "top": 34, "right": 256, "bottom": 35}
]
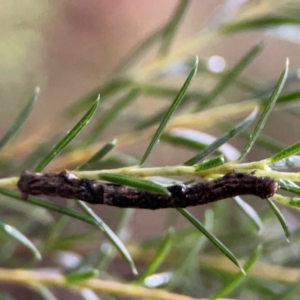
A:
[{"left": 0, "top": 268, "right": 232, "bottom": 300}]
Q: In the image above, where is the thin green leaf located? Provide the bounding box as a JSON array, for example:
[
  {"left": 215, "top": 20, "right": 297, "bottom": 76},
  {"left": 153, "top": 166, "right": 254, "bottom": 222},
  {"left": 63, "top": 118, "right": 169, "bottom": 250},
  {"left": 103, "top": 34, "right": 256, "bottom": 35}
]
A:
[
  {"left": 64, "top": 245, "right": 102, "bottom": 276},
  {"left": 65, "top": 268, "right": 99, "bottom": 283},
  {"left": 115, "top": 209, "right": 135, "bottom": 238},
  {"left": 233, "top": 196, "right": 263, "bottom": 232},
  {"left": 0, "top": 189, "right": 99, "bottom": 227},
  {"left": 270, "top": 156, "right": 300, "bottom": 169},
  {"left": 176, "top": 208, "right": 245, "bottom": 274},
  {"left": 98, "top": 208, "right": 134, "bottom": 272},
  {"left": 0, "top": 196, "right": 53, "bottom": 224},
  {"left": 241, "top": 131, "right": 286, "bottom": 154},
  {"left": 78, "top": 139, "right": 117, "bottom": 171},
  {"left": 246, "top": 72, "right": 297, "bottom": 110},
  {"left": 184, "top": 107, "right": 258, "bottom": 166},
  {"left": 159, "top": 0, "right": 191, "bottom": 55},
  {"left": 0, "top": 220, "right": 41, "bottom": 261},
  {"left": 32, "top": 286, "right": 58, "bottom": 300},
  {"left": 140, "top": 57, "right": 198, "bottom": 165},
  {"left": 0, "top": 87, "right": 39, "bottom": 150},
  {"left": 39, "top": 214, "right": 70, "bottom": 254},
  {"left": 35, "top": 97, "right": 99, "bottom": 172},
  {"left": 210, "top": 245, "right": 261, "bottom": 300},
  {"left": 218, "top": 122, "right": 287, "bottom": 153},
  {"left": 267, "top": 199, "right": 290, "bottom": 242},
  {"left": 134, "top": 88, "right": 203, "bottom": 130},
  {"left": 239, "top": 59, "right": 289, "bottom": 161},
  {"left": 278, "top": 180, "right": 300, "bottom": 195},
  {"left": 95, "top": 154, "right": 140, "bottom": 169},
  {"left": 196, "top": 43, "right": 264, "bottom": 109},
  {"left": 288, "top": 198, "right": 300, "bottom": 210},
  {"left": 267, "top": 140, "right": 300, "bottom": 164},
  {"left": 114, "top": 28, "right": 163, "bottom": 73},
  {"left": 221, "top": 15, "right": 300, "bottom": 34},
  {"left": 170, "top": 209, "right": 215, "bottom": 288},
  {"left": 0, "top": 218, "right": 34, "bottom": 262},
  {"left": 161, "top": 133, "right": 223, "bottom": 153},
  {"left": 98, "top": 173, "right": 170, "bottom": 195},
  {"left": 75, "top": 200, "right": 138, "bottom": 275},
  {"left": 85, "top": 88, "right": 140, "bottom": 144},
  {"left": 134, "top": 228, "right": 174, "bottom": 285},
  {"left": 137, "top": 83, "right": 203, "bottom": 100},
  {"left": 263, "top": 89, "right": 300, "bottom": 106},
  {"left": 66, "top": 78, "right": 132, "bottom": 117},
  {"left": 194, "top": 155, "right": 225, "bottom": 171},
  {"left": 135, "top": 107, "right": 174, "bottom": 131}
]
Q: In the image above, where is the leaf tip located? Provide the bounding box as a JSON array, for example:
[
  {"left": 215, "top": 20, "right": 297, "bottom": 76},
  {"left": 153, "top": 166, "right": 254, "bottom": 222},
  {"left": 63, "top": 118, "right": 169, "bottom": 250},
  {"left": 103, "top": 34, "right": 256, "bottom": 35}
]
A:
[
  {"left": 95, "top": 94, "right": 101, "bottom": 105},
  {"left": 286, "top": 57, "right": 290, "bottom": 67},
  {"left": 168, "top": 226, "right": 175, "bottom": 235},
  {"left": 240, "top": 266, "right": 247, "bottom": 276},
  {"left": 35, "top": 86, "right": 41, "bottom": 95},
  {"left": 111, "top": 138, "right": 118, "bottom": 145},
  {"left": 132, "top": 265, "right": 139, "bottom": 276},
  {"left": 194, "top": 55, "right": 199, "bottom": 72},
  {"left": 35, "top": 252, "right": 42, "bottom": 261}
]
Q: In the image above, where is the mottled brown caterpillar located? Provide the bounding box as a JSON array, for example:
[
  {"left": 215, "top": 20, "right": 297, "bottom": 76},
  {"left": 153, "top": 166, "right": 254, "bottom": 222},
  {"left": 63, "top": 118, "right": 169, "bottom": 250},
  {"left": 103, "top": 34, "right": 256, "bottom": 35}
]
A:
[{"left": 17, "top": 170, "right": 278, "bottom": 210}]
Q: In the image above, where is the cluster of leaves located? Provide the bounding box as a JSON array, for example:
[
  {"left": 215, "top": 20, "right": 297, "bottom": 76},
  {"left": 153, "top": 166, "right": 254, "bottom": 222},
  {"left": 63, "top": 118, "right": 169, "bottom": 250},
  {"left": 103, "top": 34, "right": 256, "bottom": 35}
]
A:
[{"left": 1, "top": 1, "right": 300, "bottom": 299}]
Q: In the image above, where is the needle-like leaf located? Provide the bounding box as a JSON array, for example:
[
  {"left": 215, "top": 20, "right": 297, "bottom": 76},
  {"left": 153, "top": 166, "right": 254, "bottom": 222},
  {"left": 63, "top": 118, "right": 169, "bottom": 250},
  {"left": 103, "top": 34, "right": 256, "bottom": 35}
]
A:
[
  {"left": 267, "top": 199, "right": 290, "bottom": 242},
  {"left": 196, "top": 43, "right": 264, "bottom": 109},
  {"left": 98, "top": 173, "right": 170, "bottom": 195},
  {"left": 210, "top": 245, "right": 261, "bottom": 299},
  {"left": 184, "top": 107, "right": 258, "bottom": 166},
  {"left": 159, "top": 0, "right": 191, "bottom": 56},
  {"left": 35, "top": 97, "right": 99, "bottom": 172},
  {"left": 0, "top": 87, "right": 39, "bottom": 150},
  {"left": 78, "top": 139, "right": 117, "bottom": 171},
  {"left": 0, "top": 220, "right": 41, "bottom": 261},
  {"left": 233, "top": 196, "right": 263, "bottom": 232},
  {"left": 177, "top": 208, "right": 245, "bottom": 274},
  {"left": 140, "top": 57, "right": 198, "bottom": 166},
  {"left": 133, "top": 228, "right": 174, "bottom": 285},
  {"left": 75, "top": 200, "right": 138, "bottom": 275},
  {"left": 239, "top": 59, "right": 289, "bottom": 161}
]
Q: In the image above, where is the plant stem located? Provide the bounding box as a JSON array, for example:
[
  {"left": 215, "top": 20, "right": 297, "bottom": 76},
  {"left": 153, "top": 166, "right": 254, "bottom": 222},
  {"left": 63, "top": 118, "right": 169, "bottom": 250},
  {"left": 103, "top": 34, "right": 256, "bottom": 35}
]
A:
[{"left": 0, "top": 268, "right": 210, "bottom": 300}]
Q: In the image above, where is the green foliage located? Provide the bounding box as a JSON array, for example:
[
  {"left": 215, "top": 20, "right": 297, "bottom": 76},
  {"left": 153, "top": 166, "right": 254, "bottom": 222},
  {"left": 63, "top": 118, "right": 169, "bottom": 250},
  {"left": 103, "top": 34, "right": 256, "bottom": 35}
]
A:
[
  {"left": 140, "top": 56, "right": 198, "bottom": 166},
  {"left": 233, "top": 196, "right": 263, "bottom": 232},
  {"left": 1, "top": 1, "right": 300, "bottom": 299},
  {"left": 184, "top": 107, "right": 258, "bottom": 166},
  {"left": 98, "top": 173, "right": 170, "bottom": 195},
  {"left": 238, "top": 60, "right": 289, "bottom": 161},
  {"left": 0, "top": 220, "right": 41, "bottom": 261},
  {"left": 0, "top": 88, "right": 39, "bottom": 151},
  {"left": 35, "top": 97, "right": 100, "bottom": 172},
  {"left": 177, "top": 207, "right": 245, "bottom": 274},
  {"left": 195, "top": 42, "right": 264, "bottom": 109}
]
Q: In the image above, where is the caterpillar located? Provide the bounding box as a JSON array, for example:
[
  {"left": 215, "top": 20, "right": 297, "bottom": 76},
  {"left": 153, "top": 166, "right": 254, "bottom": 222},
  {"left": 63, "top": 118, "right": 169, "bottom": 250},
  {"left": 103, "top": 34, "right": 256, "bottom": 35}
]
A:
[{"left": 17, "top": 170, "right": 278, "bottom": 210}]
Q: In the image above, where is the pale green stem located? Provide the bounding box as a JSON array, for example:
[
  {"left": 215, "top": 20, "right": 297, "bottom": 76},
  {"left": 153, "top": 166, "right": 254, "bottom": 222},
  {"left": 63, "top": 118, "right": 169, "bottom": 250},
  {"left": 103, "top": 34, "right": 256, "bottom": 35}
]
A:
[
  {"left": 2, "top": 162, "right": 300, "bottom": 192},
  {"left": 271, "top": 194, "right": 300, "bottom": 211},
  {"left": 0, "top": 177, "right": 19, "bottom": 189},
  {"left": 72, "top": 165, "right": 196, "bottom": 179},
  {"left": 71, "top": 160, "right": 271, "bottom": 180},
  {"left": 254, "top": 170, "right": 300, "bottom": 181},
  {"left": 0, "top": 268, "right": 218, "bottom": 300}
]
